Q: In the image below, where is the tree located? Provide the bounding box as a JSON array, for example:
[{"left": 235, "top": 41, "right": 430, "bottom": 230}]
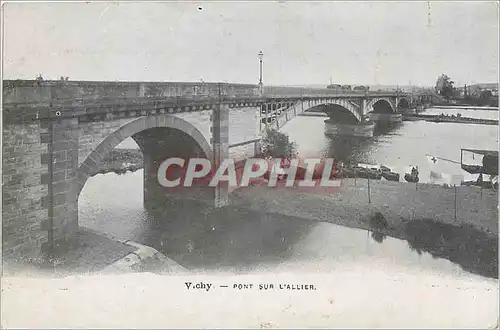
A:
[
  {"left": 259, "top": 128, "right": 298, "bottom": 159},
  {"left": 480, "top": 90, "right": 492, "bottom": 99},
  {"left": 435, "top": 74, "right": 455, "bottom": 99}
]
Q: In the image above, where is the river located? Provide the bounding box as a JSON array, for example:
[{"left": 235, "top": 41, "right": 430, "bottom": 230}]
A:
[
  {"left": 280, "top": 108, "right": 498, "bottom": 185},
  {"left": 79, "top": 107, "right": 498, "bottom": 278}
]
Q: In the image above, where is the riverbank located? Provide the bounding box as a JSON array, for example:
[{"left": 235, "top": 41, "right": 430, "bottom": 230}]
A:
[
  {"left": 2, "top": 228, "right": 137, "bottom": 277},
  {"left": 94, "top": 148, "right": 143, "bottom": 176},
  {"left": 431, "top": 105, "right": 499, "bottom": 111},
  {"left": 2, "top": 227, "right": 186, "bottom": 277},
  {"left": 4, "top": 177, "right": 498, "bottom": 279},
  {"left": 230, "top": 178, "right": 498, "bottom": 278},
  {"left": 403, "top": 114, "right": 498, "bottom": 125}
]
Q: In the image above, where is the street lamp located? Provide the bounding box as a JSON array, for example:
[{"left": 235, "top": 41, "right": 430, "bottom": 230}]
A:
[{"left": 258, "top": 50, "right": 264, "bottom": 95}]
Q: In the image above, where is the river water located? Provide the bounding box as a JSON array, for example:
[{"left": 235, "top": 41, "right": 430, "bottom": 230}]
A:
[
  {"left": 79, "top": 107, "right": 498, "bottom": 278},
  {"left": 280, "top": 108, "right": 498, "bottom": 185}
]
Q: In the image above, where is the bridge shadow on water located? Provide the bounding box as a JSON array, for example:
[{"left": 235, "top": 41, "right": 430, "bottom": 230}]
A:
[
  {"left": 320, "top": 120, "right": 404, "bottom": 166},
  {"left": 373, "top": 121, "right": 404, "bottom": 136},
  {"left": 322, "top": 135, "right": 373, "bottom": 165},
  {"left": 135, "top": 200, "right": 315, "bottom": 272}
]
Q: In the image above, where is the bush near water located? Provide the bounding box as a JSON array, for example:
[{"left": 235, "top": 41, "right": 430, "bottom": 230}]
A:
[
  {"left": 259, "top": 128, "right": 298, "bottom": 159},
  {"left": 95, "top": 149, "right": 144, "bottom": 176}
]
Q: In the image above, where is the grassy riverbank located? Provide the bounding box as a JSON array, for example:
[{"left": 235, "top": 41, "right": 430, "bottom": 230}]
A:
[
  {"left": 230, "top": 179, "right": 498, "bottom": 278},
  {"left": 95, "top": 148, "right": 143, "bottom": 176},
  {"left": 6, "top": 169, "right": 497, "bottom": 279}
]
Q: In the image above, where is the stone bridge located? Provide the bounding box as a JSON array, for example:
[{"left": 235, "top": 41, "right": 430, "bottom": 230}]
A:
[
  {"left": 2, "top": 79, "right": 414, "bottom": 258},
  {"left": 259, "top": 87, "right": 412, "bottom": 137}
]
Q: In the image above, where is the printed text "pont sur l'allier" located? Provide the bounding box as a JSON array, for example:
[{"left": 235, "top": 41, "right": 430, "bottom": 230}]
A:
[{"left": 185, "top": 282, "right": 317, "bottom": 291}]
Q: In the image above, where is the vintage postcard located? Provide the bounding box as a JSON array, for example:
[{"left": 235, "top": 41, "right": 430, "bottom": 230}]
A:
[{"left": 1, "top": 1, "right": 499, "bottom": 328}]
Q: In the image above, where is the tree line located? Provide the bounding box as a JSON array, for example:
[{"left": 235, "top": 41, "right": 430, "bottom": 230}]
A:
[{"left": 435, "top": 74, "right": 498, "bottom": 106}]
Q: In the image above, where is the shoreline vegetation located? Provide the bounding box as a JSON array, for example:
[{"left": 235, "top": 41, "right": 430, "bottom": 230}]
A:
[
  {"left": 230, "top": 179, "right": 498, "bottom": 279},
  {"left": 402, "top": 113, "right": 498, "bottom": 125},
  {"left": 96, "top": 148, "right": 143, "bottom": 176}
]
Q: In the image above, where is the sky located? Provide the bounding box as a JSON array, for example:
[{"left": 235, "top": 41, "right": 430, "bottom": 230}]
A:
[{"left": 2, "top": 1, "right": 499, "bottom": 87}]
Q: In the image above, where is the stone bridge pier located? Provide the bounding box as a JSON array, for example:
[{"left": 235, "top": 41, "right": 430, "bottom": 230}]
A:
[
  {"left": 322, "top": 98, "right": 375, "bottom": 138},
  {"left": 134, "top": 127, "right": 213, "bottom": 211},
  {"left": 367, "top": 97, "right": 405, "bottom": 126},
  {"left": 135, "top": 105, "right": 230, "bottom": 212}
]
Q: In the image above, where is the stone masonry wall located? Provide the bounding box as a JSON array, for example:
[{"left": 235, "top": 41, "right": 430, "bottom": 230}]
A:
[
  {"left": 77, "top": 111, "right": 213, "bottom": 168},
  {"left": 2, "top": 122, "right": 49, "bottom": 258},
  {"left": 2, "top": 104, "right": 257, "bottom": 256},
  {"left": 228, "top": 107, "right": 261, "bottom": 146},
  {"left": 40, "top": 118, "right": 81, "bottom": 247},
  {"left": 77, "top": 116, "right": 137, "bottom": 167},
  {"left": 227, "top": 106, "right": 260, "bottom": 161},
  {"left": 174, "top": 111, "right": 212, "bottom": 146}
]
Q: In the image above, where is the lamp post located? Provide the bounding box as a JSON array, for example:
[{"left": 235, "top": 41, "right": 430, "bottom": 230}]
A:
[{"left": 258, "top": 50, "right": 264, "bottom": 95}]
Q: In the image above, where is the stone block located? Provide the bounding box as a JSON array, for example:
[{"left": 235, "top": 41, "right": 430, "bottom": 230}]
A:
[
  {"left": 54, "top": 160, "right": 75, "bottom": 171},
  {"left": 53, "top": 181, "right": 70, "bottom": 194}
]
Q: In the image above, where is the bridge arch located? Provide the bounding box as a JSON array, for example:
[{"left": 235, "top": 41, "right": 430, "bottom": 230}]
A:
[
  {"left": 397, "top": 97, "right": 411, "bottom": 109},
  {"left": 302, "top": 99, "right": 362, "bottom": 122},
  {"left": 76, "top": 114, "right": 213, "bottom": 197},
  {"left": 366, "top": 98, "right": 396, "bottom": 114}
]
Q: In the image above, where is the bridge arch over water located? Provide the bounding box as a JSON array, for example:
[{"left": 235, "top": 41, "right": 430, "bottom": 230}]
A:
[
  {"left": 261, "top": 98, "right": 364, "bottom": 129},
  {"left": 364, "top": 96, "right": 411, "bottom": 114},
  {"left": 366, "top": 98, "right": 396, "bottom": 114},
  {"left": 300, "top": 98, "right": 363, "bottom": 123},
  {"left": 261, "top": 94, "right": 412, "bottom": 138},
  {"left": 76, "top": 114, "right": 214, "bottom": 208},
  {"left": 397, "top": 97, "right": 410, "bottom": 109}
]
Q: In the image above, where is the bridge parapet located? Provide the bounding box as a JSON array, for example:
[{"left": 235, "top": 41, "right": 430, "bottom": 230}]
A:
[
  {"left": 4, "top": 80, "right": 409, "bottom": 106},
  {"left": 263, "top": 85, "right": 408, "bottom": 99},
  {"left": 3, "top": 80, "right": 260, "bottom": 105}
]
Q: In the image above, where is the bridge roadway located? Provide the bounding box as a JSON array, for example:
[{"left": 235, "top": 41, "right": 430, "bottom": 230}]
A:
[
  {"left": 2, "top": 80, "right": 428, "bottom": 259},
  {"left": 3, "top": 82, "right": 411, "bottom": 122}
]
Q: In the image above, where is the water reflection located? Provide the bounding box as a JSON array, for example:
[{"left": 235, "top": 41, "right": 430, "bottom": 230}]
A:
[
  {"left": 371, "top": 231, "right": 387, "bottom": 243},
  {"left": 403, "top": 219, "right": 498, "bottom": 279},
  {"left": 79, "top": 171, "right": 495, "bottom": 279},
  {"left": 373, "top": 121, "right": 404, "bottom": 136},
  {"left": 138, "top": 201, "right": 315, "bottom": 272},
  {"left": 280, "top": 116, "right": 498, "bottom": 186}
]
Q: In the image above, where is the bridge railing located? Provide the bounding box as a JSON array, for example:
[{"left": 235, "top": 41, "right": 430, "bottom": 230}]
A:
[
  {"left": 2, "top": 81, "right": 263, "bottom": 105},
  {"left": 3, "top": 80, "right": 412, "bottom": 110},
  {"left": 263, "top": 86, "right": 407, "bottom": 98}
]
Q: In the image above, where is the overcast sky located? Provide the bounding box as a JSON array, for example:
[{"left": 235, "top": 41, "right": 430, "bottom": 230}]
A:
[{"left": 2, "top": 1, "right": 498, "bottom": 87}]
